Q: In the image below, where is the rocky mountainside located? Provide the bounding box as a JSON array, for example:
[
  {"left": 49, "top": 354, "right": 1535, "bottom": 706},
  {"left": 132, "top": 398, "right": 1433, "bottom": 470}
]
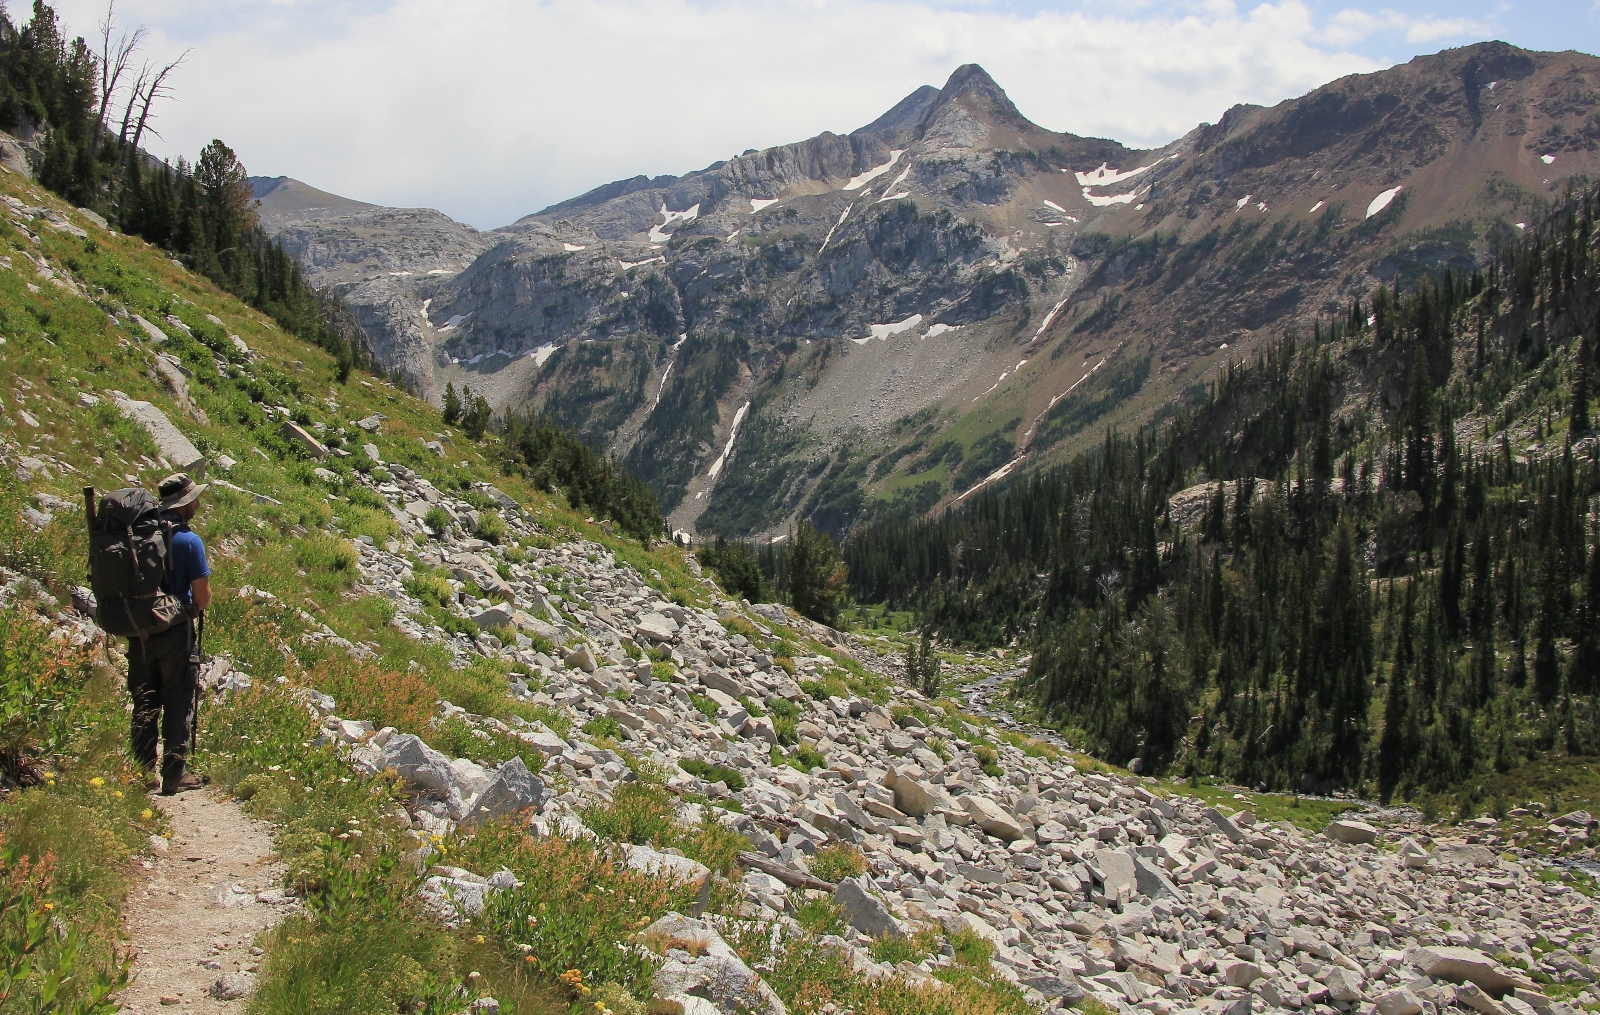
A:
[{"left": 263, "top": 43, "right": 1600, "bottom": 539}]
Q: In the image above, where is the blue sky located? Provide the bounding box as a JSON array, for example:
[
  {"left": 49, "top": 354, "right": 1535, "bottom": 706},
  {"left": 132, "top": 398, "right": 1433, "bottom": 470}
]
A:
[{"left": 46, "top": 0, "right": 1585, "bottom": 228}]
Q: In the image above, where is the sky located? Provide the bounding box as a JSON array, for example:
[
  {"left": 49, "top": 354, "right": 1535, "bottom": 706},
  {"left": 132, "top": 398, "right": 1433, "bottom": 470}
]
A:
[{"left": 44, "top": 0, "right": 1594, "bottom": 230}]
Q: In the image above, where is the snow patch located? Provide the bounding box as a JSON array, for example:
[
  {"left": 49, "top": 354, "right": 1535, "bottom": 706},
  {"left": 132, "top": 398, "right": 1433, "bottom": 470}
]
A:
[
  {"left": 1365, "top": 186, "right": 1402, "bottom": 219},
  {"left": 427, "top": 269, "right": 453, "bottom": 276},
  {"left": 420, "top": 298, "right": 432, "bottom": 319},
  {"left": 1515, "top": 222, "right": 1526, "bottom": 231},
  {"left": 648, "top": 202, "right": 699, "bottom": 244},
  {"left": 1083, "top": 187, "right": 1140, "bottom": 207},
  {"left": 1542, "top": 154, "right": 1557, "bottom": 165},
  {"left": 651, "top": 361, "right": 674, "bottom": 411},
  {"left": 851, "top": 314, "right": 923, "bottom": 345},
  {"left": 1073, "top": 158, "right": 1164, "bottom": 188},
  {"left": 842, "top": 150, "right": 904, "bottom": 191},
  {"left": 878, "top": 191, "right": 911, "bottom": 204},
  {"left": 1309, "top": 200, "right": 1325, "bottom": 214},
  {"left": 563, "top": 242, "right": 586, "bottom": 251},
  {"left": 617, "top": 256, "right": 665, "bottom": 269},
  {"left": 1235, "top": 195, "right": 1253, "bottom": 211},
  {"left": 388, "top": 270, "right": 413, "bottom": 277},
  {"left": 528, "top": 343, "right": 558, "bottom": 367},
  {"left": 925, "top": 323, "right": 960, "bottom": 339},
  {"left": 750, "top": 198, "right": 779, "bottom": 213},
  {"left": 706, "top": 402, "right": 750, "bottom": 481},
  {"left": 1043, "top": 199, "right": 1068, "bottom": 214},
  {"left": 819, "top": 206, "right": 851, "bottom": 252},
  {"left": 438, "top": 313, "right": 472, "bottom": 332}
]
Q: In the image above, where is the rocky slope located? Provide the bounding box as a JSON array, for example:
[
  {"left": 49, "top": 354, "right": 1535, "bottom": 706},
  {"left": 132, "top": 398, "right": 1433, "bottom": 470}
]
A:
[
  {"left": 260, "top": 457, "right": 1600, "bottom": 1015},
  {"left": 264, "top": 44, "right": 1600, "bottom": 539}
]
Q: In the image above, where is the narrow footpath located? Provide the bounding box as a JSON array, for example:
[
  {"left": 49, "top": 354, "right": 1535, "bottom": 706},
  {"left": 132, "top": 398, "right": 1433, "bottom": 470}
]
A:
[{"left": 116, "top": 788, "right": 292, "bottom": 1013}]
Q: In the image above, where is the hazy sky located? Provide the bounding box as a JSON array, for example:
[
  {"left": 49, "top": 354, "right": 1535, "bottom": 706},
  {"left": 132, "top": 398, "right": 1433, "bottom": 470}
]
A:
[{"left": 45, "top": 0, "right": 1593, "bottom": 230}]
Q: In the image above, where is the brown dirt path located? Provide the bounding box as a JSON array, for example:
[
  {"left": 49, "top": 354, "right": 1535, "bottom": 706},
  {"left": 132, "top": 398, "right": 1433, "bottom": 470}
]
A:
[{"left": 116, "top": 787, "right": 293, "bottom": 1013}]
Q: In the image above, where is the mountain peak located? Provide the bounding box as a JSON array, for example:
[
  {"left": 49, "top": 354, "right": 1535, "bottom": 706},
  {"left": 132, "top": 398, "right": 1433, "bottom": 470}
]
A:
[{"left": 932, "top": 63, "right": 1023, "bottom": 122}]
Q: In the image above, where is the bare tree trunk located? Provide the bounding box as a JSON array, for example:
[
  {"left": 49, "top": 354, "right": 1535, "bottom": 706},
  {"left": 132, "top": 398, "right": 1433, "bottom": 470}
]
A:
[
  {"left": 128, "top": 53, "right": 186, "bottom": 157},
  {"left": 94, "top": 1, "right": 147, "bottom": 161},
  {"left": 117, "top": 64, "right": 149, "bottom": 151}
]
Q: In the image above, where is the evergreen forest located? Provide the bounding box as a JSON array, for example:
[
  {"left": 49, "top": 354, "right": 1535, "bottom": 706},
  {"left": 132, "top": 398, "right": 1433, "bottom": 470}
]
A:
[{"left": 844, "top": 184, "right": 1600, "bottom": 804}]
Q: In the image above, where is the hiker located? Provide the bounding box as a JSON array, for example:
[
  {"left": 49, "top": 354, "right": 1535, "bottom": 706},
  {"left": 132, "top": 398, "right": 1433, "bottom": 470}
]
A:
[{"left": 124, "top": 473, "right": 212, "bottom": 795}]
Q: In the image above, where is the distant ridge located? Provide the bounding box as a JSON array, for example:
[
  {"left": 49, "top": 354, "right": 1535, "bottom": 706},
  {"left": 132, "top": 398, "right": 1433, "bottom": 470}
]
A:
[{"left": 250, "top": 176, "right": 378, "bottom": 232}]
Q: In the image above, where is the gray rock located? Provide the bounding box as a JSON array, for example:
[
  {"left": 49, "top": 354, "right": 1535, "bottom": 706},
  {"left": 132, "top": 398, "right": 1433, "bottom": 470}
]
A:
[
  {"left": 637, "top": 612, "right": 679, "bottom": 642},
  {"left": 472, "top": 604, "right": 515, "bottom": 631},
  {"left": 1203, "top": 807, "right": 1245, "bottom": 842},
  {"left": 418, "top": 874, "right": 490, "bottom": 926},
  {"left": 960, "top": 795, "right": 1027, "bottom": 840},
  {"left": 565, "top": 646, "right": 597, "bottom": 672},
  {"left": 1376, "top": 987, "right": 1425, "bottom": 1015},
  {"left": 1092, "top": 851, "right": 1137, "bottom": 899},
  {"left": 378, "top": 733, "right": 457, "bottom": 798},
  {"left": 130, "top": 313, "right": 169, "bottom": 343},
  {"left": 1324, "top": 966, "right": 1364, "bottom": 1002},
  {"left": 644, "top": 913, "right": 787, "bottom": 1015},
  {"left": 1132, "top": 855, "right": 1184, "bottom": 901},
  {"left": 622, "top": 843, "right": 711, "bottom": 884},
  {"left": 1414, "top": 946, "right": 1539, "bottom": 998},
  {"left": 885, "top": 768, "right": 944, "bottom": 817},
  {"left": 833, "top": 876, "right": 902, "bottom": 939},
  {"left": 1324, "top": 819, "right": 1379, "bottom": 845},
  {"left": 114, "top": 395, "right": 206, "bottom": 477},
  {"left": 279, "top": 420, "right": 329, "bottom": 460},
  {"left": 209, "top": 972, "right": 256, "bottom": 1000},
  {"left": 1224, "top": 961, "right": 1264, "bottom": 986},
  {"left": 460, "top": 757, "right": 545, "bottom": 827}
]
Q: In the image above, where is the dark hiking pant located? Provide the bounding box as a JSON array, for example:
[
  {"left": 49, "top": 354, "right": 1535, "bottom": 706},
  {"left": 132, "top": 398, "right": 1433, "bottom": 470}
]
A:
[{"left": 126, "top": 621, "right": 198, "bottom": 777}]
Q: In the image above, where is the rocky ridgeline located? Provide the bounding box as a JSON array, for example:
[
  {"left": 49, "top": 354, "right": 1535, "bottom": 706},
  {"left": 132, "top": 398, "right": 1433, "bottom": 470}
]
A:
[{"left": 218, "top": 458, "right": 1600, "bottom": 1015}]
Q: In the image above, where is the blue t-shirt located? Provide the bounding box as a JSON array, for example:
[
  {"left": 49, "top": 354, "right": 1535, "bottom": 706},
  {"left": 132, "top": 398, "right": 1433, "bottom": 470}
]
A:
[{"left": 161, "top": 513, "right": 210, "bottom": 609}]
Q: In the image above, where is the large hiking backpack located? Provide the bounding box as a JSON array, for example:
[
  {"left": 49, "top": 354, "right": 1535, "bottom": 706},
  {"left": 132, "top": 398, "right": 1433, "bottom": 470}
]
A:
[{"left": 88, "top": 488, "right": 184, "bottom": 639}]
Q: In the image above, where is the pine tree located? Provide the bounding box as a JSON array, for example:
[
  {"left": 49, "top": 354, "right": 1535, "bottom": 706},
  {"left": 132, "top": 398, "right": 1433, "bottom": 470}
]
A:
[
  {"left": 789, "top": 521, "right": 847, "bottom": 626},
  {"left": 442, "top": 383, "right": 461, "bottom": 425}
]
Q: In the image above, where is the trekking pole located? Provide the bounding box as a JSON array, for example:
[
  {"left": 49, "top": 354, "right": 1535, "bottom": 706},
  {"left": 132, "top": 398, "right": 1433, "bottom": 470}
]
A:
[
  {"left": 82, "top": 487, "right": 96, "bottom": 580},
  {"left": 190, "top": 611, "right": 205, "bottom": 753}
]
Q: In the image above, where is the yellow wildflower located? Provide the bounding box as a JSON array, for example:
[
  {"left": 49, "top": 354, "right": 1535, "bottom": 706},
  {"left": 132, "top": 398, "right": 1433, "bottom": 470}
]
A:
[
  {"left": 89, "top": 777, "right": 104, "bottom": 788},
  {"left": 141, "top": 808, "right": 153, "bottom": 820}
]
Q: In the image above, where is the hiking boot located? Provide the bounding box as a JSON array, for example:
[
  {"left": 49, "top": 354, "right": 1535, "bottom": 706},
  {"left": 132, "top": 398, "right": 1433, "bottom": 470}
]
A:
[{"left": 160, "top": 771, "right": 204, "bottom": 796}]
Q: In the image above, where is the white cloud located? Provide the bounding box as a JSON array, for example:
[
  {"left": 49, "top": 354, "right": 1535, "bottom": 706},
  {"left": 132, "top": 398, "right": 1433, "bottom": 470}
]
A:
[
  {"left": 1324, "top": 7, "right": 1492, "bottom": 47},
  {"left": 45, "top": 0, "right": 1482, "bottom": 228}
]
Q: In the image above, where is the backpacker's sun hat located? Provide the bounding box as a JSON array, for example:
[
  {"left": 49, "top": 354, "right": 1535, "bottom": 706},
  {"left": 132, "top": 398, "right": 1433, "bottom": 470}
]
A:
[{"left": 157, "top": 473, "right": 207, "bottom": 510}]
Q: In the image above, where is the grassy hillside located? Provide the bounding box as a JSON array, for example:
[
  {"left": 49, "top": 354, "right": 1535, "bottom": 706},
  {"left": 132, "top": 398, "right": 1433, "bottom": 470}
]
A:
[{"left": 0, "top": 169, "right": 1047, "bottom": 1015}]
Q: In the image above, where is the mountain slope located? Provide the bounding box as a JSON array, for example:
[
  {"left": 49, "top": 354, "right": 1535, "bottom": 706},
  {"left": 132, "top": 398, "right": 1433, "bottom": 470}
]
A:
[{"left": 266, "top": 44, "right": 1600, "bottom": 540}]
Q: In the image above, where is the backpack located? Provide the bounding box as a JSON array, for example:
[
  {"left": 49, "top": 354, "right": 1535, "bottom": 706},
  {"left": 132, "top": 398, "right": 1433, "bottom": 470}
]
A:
[{"left": 88, "top": 488, "right": 185, "bottom": 639}]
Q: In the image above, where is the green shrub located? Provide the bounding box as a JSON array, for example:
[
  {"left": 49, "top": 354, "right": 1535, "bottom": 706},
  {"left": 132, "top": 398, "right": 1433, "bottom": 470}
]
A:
[
  {"left": 678, "top": 758, "right": 745, "bottom": 792},
  {"left": 788, "top": 746, "right": 826, "bottom": 772},
  {"left": 293, "top": 534, "right": 359, "bottom": 591},
  {"left": 809, "top": 843, "right": 867, "bottom": 883},
  {"left": 474, "top": 510, "right": 506, "bottom": 544},
  {"left": 689, "top": 694, "right": 720, "bottom": 722},
  {"left": 973, "top": 745, "right": 1003, "bottom": 777},
  {"left": 404, "top": 568, "right": 455, "bottom": 609},
  {"left": 423, "top": 505, "right": 451, "bottom": 535},
  {"left": 583, "top": 717, "right": 624, "bottom": 740}
]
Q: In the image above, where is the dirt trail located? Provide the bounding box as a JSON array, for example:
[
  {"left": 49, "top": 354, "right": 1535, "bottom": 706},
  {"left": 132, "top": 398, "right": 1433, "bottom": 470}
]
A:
[{"left": 117, "top": 788, "right": 293, "bottom": 1013}]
